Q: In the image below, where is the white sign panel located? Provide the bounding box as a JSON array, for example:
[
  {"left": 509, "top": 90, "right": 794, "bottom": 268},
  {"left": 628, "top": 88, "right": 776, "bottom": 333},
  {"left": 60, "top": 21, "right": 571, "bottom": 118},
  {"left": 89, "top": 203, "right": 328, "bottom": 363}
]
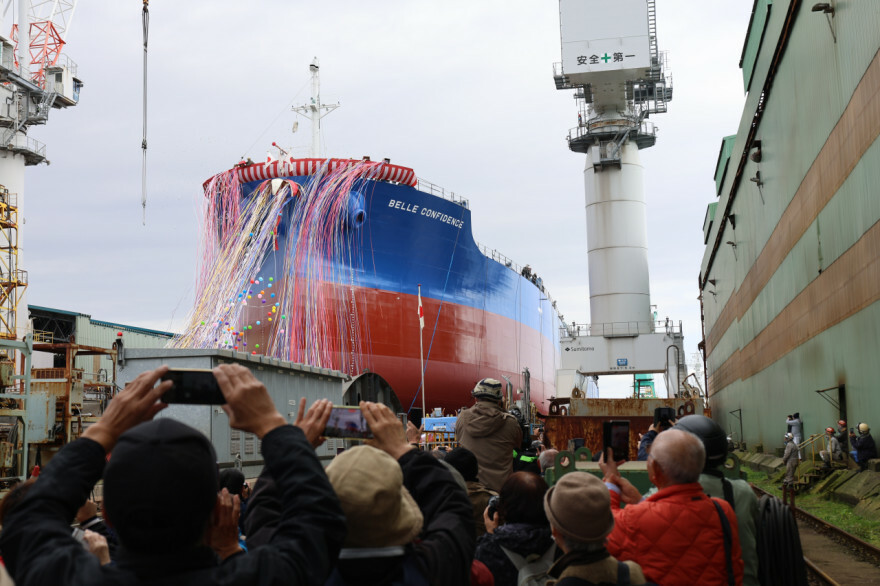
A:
[
  {"left": 559, "top": 332, "right": 670, "bottom": 374},
  {"left": 560, "top": 0, "right": 651, "bottom": 78}
]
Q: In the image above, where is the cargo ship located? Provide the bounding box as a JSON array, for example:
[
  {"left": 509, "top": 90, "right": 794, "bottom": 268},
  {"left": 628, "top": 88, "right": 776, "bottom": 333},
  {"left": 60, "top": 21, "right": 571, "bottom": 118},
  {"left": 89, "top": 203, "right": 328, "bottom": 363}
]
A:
[{"left": 172, "top": 154, "right": 563, "bottom": 415}]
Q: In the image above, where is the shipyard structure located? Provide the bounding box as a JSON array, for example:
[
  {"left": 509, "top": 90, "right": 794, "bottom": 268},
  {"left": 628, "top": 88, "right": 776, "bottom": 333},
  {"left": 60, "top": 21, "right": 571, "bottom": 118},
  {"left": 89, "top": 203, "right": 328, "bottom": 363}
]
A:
[
  {"left": 554, "top": 0, "right": 688, "bottom": 400},
  {"left": 700, "top": 1, "right": 880, "bottom": 449}
]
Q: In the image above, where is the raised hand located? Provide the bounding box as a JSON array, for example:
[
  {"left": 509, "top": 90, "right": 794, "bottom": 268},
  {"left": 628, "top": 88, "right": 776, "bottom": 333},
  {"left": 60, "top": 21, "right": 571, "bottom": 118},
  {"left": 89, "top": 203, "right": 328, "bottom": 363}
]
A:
[
  {"left": 82, "top": 366, "right": 171, "bottom": 451},
  {"left": 214, "top": 364, "right": 286, "bottom": 438},
  {"left": 206, "top": 488, "right": 243, "bottom": 561},
  {"left": 361, "top": 401, "right": 415, "bottom": 460},
  {"left": 293, "top": 397, "right": 333, "bottom": 448}
]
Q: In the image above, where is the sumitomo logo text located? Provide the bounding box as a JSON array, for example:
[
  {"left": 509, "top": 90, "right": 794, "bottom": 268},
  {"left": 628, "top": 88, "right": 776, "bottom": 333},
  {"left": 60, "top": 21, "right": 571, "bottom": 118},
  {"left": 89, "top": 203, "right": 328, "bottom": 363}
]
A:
[{"left": 566, "top": 347, "right": 594, "bottom": 351}]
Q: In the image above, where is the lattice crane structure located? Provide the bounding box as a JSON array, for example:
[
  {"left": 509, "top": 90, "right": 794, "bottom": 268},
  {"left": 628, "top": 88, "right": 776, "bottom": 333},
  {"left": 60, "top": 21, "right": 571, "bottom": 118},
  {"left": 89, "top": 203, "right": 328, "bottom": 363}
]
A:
[{"left": 0, "top": 0, "right": 80, "bottom": 482}]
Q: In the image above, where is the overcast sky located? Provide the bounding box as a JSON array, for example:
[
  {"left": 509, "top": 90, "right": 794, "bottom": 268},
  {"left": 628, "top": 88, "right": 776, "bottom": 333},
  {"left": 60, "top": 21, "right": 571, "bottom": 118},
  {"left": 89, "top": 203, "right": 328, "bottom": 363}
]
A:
[{"left": 21, "top": 1, "right": 753, "bottom": 395}]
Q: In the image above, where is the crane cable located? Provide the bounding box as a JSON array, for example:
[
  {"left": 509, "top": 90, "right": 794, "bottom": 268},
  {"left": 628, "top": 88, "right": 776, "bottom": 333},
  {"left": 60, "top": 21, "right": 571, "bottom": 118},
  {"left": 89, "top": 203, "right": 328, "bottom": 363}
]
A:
[{"left": 141, "top": 0, "right": 149, "bottom": 225}]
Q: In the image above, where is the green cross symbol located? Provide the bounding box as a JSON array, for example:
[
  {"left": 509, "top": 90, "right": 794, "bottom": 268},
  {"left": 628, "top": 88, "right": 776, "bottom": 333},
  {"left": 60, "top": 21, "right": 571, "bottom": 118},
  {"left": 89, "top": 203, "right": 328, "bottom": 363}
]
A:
[{"left": 601, "top": 53, "right": 611, "bottom": 63}]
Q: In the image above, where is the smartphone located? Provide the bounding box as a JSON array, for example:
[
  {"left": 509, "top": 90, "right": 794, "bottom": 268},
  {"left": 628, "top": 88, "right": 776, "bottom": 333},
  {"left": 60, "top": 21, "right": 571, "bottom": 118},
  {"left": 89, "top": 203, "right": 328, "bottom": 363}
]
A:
[
  {"left": 603, "top": 420, "right": 630, "bottom": 462},
  {"left": 487, "top": 495, "right": 500, "bottom": 520},
  {"left": 654, "top": 407, "right": 676, "bottom": 427},
  {"left": 323, "top": 406, "right": 373, "bottom": 440},
  {"left": 160, "top": 368, "right": 226, "bottom": 404},
  {"left": 71, "top": 527, "right": 89, "bottom": 551}
]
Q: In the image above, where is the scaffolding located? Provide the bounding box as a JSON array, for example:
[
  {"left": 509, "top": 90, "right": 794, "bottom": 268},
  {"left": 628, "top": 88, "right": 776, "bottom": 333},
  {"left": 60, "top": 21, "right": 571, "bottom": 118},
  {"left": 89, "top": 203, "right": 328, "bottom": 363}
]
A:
[{"left": 0, "top": 185, "right": 27, "bottom": 345}]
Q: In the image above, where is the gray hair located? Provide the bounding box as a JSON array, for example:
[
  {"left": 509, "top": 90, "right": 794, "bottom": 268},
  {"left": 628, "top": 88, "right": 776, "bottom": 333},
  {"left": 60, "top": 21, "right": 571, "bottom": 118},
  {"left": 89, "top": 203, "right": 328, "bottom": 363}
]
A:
[
  {"left": 539, "top": 449, "right": 558, "bottom": 472},
  {"left": 651, "top": 429, "right": 705, "bottom": 485}
]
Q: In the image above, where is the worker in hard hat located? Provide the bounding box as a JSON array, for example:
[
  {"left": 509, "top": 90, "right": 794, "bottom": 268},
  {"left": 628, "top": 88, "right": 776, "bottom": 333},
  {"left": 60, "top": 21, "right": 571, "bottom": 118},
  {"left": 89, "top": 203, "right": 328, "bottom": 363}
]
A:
[
  {"left": 850, "top": 423, "right": 877, "bottom": 471},
  {"left": 456, "top": 378, "right": 522, "bottom": 491},
  {"left": 835, "top": 419, "right": 849, "bottom": 454},
  {"left": 819, "top": 427, "right": 844, "bottom": 468}
]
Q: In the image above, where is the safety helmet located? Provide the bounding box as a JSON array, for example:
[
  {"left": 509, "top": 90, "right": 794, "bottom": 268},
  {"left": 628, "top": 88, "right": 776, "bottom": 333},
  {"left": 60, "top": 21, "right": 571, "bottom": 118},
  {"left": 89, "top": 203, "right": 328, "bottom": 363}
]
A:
[
  {"left": 838, "top": 420, "right": 847, "bottom": 427},
  {"left": 472, "top": 378, "right": 504, "bottom": 401},
  {"left": 674, "top": 415, "right": 728, "bottom": 470},
  {"left": 825, "top": 427, "right": 834, "bottom": 435},
  {"left": 858, "top": 422, "right": 870, "bottom": 435},
  {"left": 784, "top": 433, "right": 793, "bottom": 441}
]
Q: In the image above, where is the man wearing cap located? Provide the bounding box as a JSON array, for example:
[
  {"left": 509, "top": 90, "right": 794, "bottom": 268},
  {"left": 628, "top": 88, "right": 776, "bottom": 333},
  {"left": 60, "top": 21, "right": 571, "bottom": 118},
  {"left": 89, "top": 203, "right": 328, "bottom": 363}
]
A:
[
  {"left": 0, "top": 364, "right": 346, "bottom": 586},
  {"left": 850, "top": 422, "right": 877, "bottom": 471},
  {"left": 324, "top": 401, "right": 474, "bottom": 585},
  {"left": 600, "top": 429, "right": 744, "bottom": 585},
  {"left": 456, "top": 378, "right": 522, "bottom": 491},
  {"left": 543, "top": 472, "right": 646, "bottom": 585}
]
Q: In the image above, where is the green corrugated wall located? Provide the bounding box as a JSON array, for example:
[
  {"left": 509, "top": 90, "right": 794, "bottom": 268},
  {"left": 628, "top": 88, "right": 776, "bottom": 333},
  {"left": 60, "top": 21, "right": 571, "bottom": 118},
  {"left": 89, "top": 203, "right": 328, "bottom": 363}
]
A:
[{"left": 700, "top": 0, "right": 880, "bottom": 450}]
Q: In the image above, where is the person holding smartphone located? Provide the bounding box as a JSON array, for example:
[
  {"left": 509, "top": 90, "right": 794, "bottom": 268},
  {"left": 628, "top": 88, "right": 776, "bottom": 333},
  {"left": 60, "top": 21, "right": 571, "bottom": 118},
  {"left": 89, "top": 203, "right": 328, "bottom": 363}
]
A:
[
  {"left": 0, "top": 364, "right": 346, "bottom": 586},
  {"left": 599, "top": 429, "right": 744, "bottom": 585}
]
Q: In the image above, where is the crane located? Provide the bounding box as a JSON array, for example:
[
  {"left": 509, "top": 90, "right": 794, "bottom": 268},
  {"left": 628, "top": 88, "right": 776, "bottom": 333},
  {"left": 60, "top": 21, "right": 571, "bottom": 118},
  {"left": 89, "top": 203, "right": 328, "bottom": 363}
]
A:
[
  {"left": 2, "top": 0, "right": 77, "bottom": 89},
  {"left": 0, "top": 0, "right": 80, "bottom": 482}
]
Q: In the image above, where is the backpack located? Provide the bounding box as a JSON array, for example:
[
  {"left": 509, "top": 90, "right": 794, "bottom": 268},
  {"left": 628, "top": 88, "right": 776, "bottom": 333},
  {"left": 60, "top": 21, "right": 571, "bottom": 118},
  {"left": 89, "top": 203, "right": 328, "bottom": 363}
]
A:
[{"left": 500, "top": 543, "right": 557, "bottom": 586}]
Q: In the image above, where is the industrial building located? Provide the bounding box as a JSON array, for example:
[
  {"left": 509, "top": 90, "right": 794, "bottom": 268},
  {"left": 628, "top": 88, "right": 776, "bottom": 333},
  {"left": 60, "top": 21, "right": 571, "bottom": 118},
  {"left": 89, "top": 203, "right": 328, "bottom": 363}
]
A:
[
  {"left": 700, "top": 1, "right": 880, "bottom": 450},
  {"left": 0, "top": 306, "right": 173, "bottom": 481}
]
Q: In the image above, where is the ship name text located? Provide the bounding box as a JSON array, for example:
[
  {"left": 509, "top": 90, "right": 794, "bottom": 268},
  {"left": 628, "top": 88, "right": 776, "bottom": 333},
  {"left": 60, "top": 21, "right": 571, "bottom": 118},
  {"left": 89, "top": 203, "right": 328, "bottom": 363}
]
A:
[{"left": 388, "top": 199, "right": 464, "bottom": 229}]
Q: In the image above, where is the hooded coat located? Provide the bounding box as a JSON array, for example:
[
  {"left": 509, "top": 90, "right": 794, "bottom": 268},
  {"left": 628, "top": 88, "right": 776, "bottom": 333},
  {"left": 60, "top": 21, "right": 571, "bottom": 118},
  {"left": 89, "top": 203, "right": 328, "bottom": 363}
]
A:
[
  {"left": 0, "top": 425, "right": 346, "bottom": 586},
  {"left": 475, "top": 522, "right": 554, "bottom": 586},
  {"left": 456, "top": 401, "right": 522, "bottom": 492}
]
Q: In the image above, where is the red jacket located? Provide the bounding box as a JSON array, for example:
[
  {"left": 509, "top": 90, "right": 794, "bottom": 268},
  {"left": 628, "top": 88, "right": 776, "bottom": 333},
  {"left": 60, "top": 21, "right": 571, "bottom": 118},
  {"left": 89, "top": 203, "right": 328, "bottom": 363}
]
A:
[{"left": 606, "top": 482, "right": 744, "bottom": 586}]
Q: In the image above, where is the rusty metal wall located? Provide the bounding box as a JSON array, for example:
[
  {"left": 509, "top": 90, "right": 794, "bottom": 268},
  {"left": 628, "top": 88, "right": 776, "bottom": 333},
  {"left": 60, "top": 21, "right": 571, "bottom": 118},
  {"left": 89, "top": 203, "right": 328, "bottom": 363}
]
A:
[{"left": 544, "top": 397, "right": 706, "bottom": 460}]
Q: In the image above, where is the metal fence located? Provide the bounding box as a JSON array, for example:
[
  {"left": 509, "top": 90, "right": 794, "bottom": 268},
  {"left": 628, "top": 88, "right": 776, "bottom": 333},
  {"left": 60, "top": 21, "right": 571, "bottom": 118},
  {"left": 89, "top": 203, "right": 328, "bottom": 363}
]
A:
[
  {"left": 415, "top": 177, "right": 469, "bottom": 208},
  {"left": 562, "top": 320, "right": 683, "bottom": 338}
]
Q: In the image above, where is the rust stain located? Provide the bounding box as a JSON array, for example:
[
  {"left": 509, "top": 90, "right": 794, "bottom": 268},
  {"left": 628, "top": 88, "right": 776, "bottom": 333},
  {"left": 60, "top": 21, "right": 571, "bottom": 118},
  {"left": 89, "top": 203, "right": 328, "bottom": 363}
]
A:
[{"left": 544, "top": 398, "right": 705, "bottom": 461}]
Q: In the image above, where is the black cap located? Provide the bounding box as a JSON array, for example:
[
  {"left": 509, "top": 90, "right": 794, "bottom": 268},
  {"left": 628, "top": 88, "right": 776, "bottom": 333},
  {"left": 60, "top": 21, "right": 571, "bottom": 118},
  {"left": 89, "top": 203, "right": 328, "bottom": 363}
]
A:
[{"left": 103, "top": 418, "right": 218, "bottom": 553}]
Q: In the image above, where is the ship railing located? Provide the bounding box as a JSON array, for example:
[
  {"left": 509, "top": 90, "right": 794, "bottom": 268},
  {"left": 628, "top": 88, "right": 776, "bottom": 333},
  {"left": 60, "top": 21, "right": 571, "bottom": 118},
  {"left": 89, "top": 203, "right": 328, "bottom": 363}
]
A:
[
  {"left": 562, "top": 320, "right": 682, "bottom": 338},
  {"left": 477, "top": 243, "right": 520, "bottom": 273},
  {"left": 475, "top": 243, "right": 563, "bottom": 319},
  {"left": 415, "top": 178, "right": 469, "bottom": 208}
]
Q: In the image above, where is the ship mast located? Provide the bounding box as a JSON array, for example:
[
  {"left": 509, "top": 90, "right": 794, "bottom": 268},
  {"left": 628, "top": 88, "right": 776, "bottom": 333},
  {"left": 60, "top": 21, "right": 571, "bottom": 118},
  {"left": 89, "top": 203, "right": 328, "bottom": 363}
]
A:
[{"left": 292, "top": 57, "right": 339, "bottom": 158}]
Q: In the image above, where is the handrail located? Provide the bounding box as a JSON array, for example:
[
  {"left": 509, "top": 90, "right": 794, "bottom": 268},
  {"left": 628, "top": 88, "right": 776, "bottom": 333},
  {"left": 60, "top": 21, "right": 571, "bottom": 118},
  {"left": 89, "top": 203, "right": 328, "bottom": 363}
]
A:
[
  {"left": 475, "top": 242, "right": 561, "bottom": 319},
  {"left": 415, "top": 177, "right": 469, "bottom": 208},
  {"left": 562, "top": 319, "right": 684, "bottom": 338}
]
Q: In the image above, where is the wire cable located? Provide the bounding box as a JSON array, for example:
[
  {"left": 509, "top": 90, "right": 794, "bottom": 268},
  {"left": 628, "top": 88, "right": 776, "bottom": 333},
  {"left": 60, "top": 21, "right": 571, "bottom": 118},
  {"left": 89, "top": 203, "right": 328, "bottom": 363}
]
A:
[
  {"left": 756, "top": 493, "right": 809, "bottom": 586},
  {"left": 141, "top": 0, "right": 149, "bottom": 225}
]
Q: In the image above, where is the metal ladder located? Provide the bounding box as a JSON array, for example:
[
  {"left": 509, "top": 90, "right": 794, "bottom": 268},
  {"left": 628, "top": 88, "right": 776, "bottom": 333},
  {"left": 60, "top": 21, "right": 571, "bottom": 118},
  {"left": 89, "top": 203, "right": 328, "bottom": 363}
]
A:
[{"left": 647, "top": 0, "right": 660, "bottom": 80}]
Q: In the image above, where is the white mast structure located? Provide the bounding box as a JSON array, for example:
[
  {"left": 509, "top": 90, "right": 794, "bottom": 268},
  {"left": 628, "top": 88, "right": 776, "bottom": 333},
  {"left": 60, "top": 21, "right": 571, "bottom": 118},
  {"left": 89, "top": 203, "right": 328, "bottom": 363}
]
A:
[
  {"left": 292, "top": 57, "right": 339, "bottom": 158},
  {"left": 0, "top": 0, "right": 80, "bottom": 343},
  {"left": 555, "top": 0, "right": 686, "bottom": 398}
]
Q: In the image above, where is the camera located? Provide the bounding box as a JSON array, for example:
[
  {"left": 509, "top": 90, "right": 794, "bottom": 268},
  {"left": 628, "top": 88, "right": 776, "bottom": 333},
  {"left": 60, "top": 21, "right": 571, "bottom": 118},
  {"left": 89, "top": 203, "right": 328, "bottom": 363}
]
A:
[{"left": 487, "top": 495, "right": 501, "bottom": 520}]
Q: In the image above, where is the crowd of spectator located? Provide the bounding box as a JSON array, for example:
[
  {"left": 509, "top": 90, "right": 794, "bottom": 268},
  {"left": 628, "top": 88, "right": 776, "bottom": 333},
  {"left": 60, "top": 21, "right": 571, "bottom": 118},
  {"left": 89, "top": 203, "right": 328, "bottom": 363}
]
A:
[{"left": 0, "top": 368, "right": 775, "bottom": 586}]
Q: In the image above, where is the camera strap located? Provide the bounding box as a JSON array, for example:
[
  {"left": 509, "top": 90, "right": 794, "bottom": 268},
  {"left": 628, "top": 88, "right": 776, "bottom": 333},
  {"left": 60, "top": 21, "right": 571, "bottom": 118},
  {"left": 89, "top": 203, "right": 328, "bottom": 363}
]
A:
[
  {"left": 712, "top": 500, "right": 736, "bottom": 586},
  {"left": 703, "top": 469, "right": 736, "bottom": 513}
]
